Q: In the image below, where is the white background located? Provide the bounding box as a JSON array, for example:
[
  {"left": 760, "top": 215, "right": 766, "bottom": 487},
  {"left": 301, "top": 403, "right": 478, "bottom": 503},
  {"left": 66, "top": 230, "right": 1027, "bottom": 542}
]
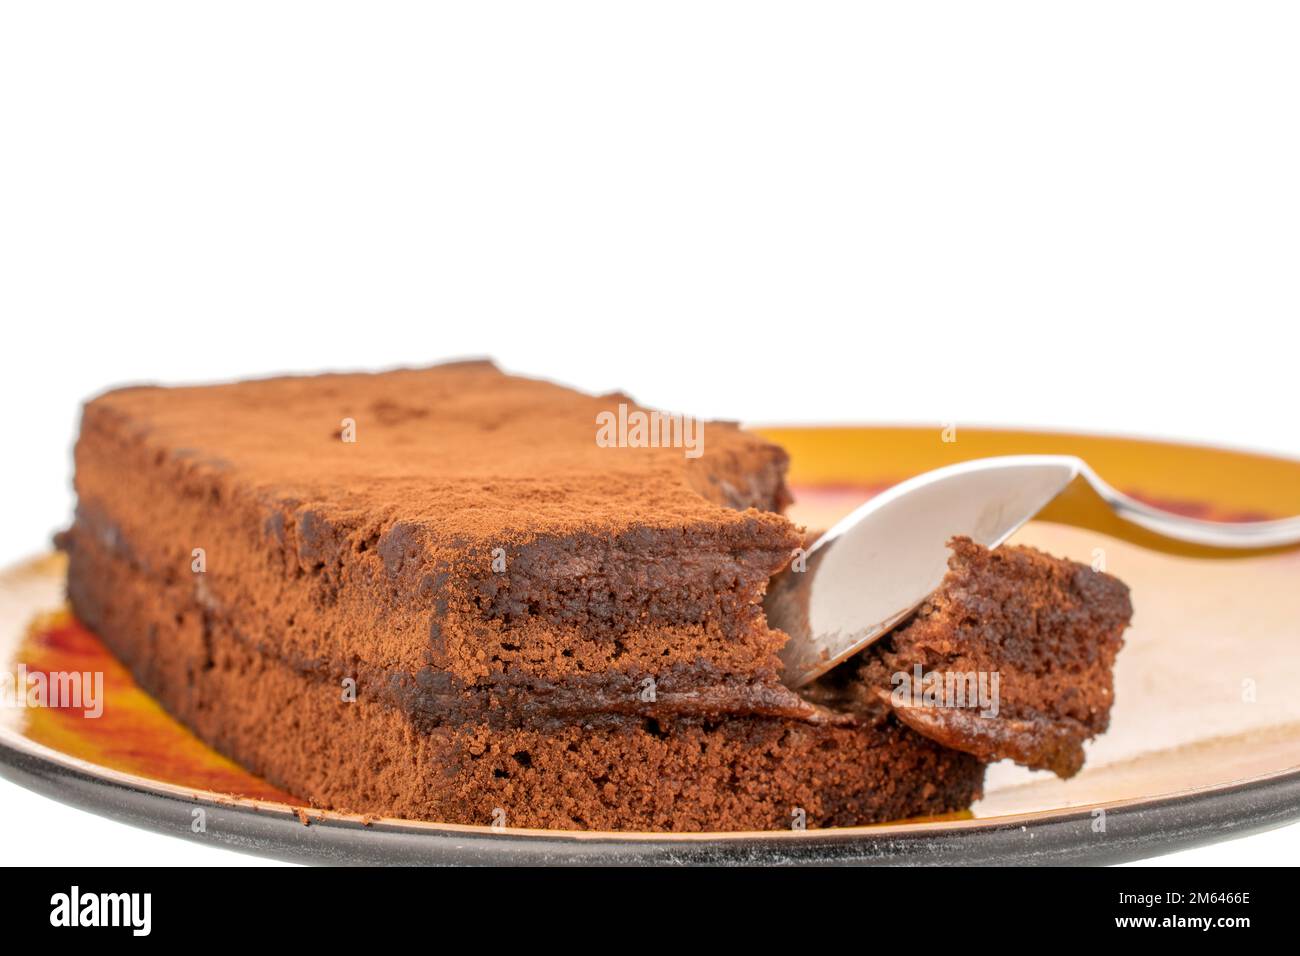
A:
[{"left": 1, "top": 2, "right": 1296, "bottom": 865}]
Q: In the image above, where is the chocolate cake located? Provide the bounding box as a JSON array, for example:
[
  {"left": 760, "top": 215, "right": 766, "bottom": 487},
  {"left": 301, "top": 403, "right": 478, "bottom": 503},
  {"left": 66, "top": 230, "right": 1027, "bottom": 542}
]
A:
[{"left": 63, "top": 361, "right": 1131, "bottom": 830}]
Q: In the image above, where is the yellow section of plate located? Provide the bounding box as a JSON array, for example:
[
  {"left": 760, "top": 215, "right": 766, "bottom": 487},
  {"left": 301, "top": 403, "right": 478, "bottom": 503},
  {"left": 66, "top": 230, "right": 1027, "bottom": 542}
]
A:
[
  {"left": 760, "top": 425, "right": 1300, "bottom": 558},
  {"left": 758, "top": 425, "right": 1300, "bottom": 516}
]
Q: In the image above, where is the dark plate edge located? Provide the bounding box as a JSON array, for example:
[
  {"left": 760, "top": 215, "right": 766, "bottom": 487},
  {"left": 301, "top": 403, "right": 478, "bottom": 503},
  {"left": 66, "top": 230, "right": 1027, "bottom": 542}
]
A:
[{"left": 3, "top": 732, "right": 1298, "bottom": 866}]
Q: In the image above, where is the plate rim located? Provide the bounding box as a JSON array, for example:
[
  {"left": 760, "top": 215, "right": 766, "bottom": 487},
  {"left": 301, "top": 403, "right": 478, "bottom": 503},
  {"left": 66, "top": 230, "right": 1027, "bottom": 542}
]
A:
[{"left": 3, "top": 716, "right": 1299, "bottom": 865}]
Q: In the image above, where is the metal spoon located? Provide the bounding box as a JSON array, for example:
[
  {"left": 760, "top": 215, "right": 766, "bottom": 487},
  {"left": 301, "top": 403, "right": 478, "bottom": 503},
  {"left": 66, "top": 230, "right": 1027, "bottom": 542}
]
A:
[{"left": 766, "top": 454, "right": 1300, "bottom": 689}]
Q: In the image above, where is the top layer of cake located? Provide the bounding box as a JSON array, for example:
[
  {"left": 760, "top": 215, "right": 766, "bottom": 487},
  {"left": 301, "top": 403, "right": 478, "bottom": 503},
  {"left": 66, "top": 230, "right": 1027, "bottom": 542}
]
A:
[
  {"left": 81, "top": 359, "right": 793, "bottom": 534},
  {"left": 72, "top": 361, "right": 802, "bottom": 687}
]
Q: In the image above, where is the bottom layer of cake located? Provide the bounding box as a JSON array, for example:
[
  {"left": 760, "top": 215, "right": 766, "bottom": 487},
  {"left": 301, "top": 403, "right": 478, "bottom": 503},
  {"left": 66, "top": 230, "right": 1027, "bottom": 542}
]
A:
[{"left": 67, "top": 537, "right": 985, "bottom": 831}]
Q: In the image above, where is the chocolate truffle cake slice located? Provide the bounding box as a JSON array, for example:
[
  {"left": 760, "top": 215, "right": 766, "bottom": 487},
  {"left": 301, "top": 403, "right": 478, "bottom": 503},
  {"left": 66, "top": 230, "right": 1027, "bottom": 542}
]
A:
[
  {"left": 64, "top": 361, "right": 986, "bottom": 830},
  {"left": 64, "top": 362, "right": 1132, "bottom": 830}
]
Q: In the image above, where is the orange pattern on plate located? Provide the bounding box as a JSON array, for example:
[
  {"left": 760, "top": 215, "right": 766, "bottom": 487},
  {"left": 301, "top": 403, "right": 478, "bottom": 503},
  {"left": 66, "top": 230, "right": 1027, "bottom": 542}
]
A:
[{"left": 15, "top": 609, "right": 294, "bottom": 802}]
